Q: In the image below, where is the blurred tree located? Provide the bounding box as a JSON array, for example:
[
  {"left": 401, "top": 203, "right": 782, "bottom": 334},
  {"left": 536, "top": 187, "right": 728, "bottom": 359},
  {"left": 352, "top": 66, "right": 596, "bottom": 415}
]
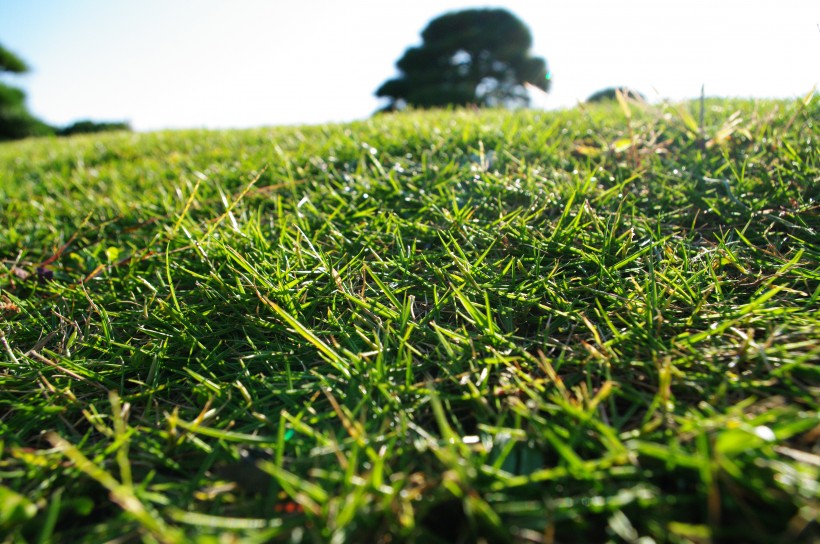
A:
[
  {"left": 0, "top": 45, "right": 28, "bottom": 74},
  {"left": 0, "top": 43, "right": 53, "bottom": 140},
  {"left": 586, "top": 87, "right": 645, "bottom": 103},
  {"left": 376, "top": 9, "right": 550, "bottom": 111}
]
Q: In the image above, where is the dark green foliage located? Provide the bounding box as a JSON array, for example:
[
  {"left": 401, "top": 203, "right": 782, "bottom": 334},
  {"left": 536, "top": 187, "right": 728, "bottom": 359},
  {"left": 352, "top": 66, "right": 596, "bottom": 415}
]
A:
[
  {"left": 376, "top": 9, "right": 549, "bottom": 111},
  {"left": 57, "top": 119, "right": 131, "bottom": 136},
  {"left": 587, "top": 86, "right": 646, "bottom": 103},
  {"left": 0, "top": 82, "right": 53, "bottom": 141},
  {"left": 0, "top": 43, "right": 28, "bottom": 74},
  {"left": 0, "top": 43, "right": 54, "bottom": 141}
]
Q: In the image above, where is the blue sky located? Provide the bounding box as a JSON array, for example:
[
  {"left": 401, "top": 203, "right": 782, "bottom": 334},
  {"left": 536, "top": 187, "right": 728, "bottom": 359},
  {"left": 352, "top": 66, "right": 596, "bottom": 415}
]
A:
[{"left": 1, "top": 0, "right": 817, "bottom": 131}]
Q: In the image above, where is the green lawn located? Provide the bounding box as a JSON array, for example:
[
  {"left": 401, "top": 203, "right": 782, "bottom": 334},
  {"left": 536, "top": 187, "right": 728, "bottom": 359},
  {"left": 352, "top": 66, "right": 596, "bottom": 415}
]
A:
[{"left": 1, "top": 97, "right": 818, "bottom": 543}]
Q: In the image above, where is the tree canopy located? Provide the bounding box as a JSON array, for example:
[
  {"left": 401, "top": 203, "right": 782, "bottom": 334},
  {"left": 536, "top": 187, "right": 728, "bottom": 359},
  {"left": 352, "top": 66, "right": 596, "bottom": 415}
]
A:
[
  {"left": 0, "top": 42, "right": 52, "bottom": 140},
  {"left": 376, "top": 9, "right": 550, "bottom": 111},
  {"left": 0, "top": 44, "right": 28, "bottom": 74}
]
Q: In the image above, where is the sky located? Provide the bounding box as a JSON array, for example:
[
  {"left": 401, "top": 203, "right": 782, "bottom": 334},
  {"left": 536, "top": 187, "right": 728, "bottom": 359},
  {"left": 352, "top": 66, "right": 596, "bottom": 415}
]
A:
[{"left": 1, "top": 0, "right": 818, "bottom": 131}]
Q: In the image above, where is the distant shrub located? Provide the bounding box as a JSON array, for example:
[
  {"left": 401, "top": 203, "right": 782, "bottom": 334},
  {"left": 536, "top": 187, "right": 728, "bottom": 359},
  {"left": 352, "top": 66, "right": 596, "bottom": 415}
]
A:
[
  {"left": 57, "top": 120, "right": 131, "bottom": 136},
  {"left": 586, "top": 87, "right": 645, "bottom": 103}
]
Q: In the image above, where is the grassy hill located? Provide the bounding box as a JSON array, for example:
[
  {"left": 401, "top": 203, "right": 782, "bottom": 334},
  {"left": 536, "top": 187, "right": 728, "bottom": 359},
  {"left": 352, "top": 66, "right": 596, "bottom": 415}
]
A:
[{"left": 1, "top": 97, "right": 818, "bottom": 543}]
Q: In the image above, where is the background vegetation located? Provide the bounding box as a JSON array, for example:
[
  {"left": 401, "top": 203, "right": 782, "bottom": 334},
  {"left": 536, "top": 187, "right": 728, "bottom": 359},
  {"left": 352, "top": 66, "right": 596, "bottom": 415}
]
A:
[
  {"left": 0, "top": 42, "right": 130, "bottom": 141},
  {"left": 586, "top": 87, "right": 646, "bottom": 103},
  {"left": 376, "top": 8, "right": 549, "bottom": 112},
  {"left": 0, "top": 43, "right": 53, "bottom": 141}
]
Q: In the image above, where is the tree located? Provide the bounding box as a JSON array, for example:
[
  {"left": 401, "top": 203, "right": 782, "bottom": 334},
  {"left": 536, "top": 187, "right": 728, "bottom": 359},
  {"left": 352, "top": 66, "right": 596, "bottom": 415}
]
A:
[
  {"left": 0, "top": 45, "right": 28, "bottom": 74},
  {"left": 586, "top": 87, "right": 645, "bottom": 103},
  {"left": 376, "top": 9, "right": 550, "bottom": 111},
  {"left": 0, "top": 43, "right": 53, "bottom": 140}
]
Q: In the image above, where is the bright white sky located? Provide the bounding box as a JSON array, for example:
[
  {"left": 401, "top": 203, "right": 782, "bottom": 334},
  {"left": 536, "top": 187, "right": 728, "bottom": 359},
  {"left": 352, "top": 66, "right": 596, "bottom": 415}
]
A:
[{"left": 1, "top": 0, "right": 817, "bottom": 131}]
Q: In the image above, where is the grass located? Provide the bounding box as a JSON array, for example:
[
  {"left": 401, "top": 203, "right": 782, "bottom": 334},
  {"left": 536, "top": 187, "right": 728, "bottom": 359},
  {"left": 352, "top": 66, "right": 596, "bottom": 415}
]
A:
[{"left": 0, "top": 95, "right": 818, "bottom": 543}]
